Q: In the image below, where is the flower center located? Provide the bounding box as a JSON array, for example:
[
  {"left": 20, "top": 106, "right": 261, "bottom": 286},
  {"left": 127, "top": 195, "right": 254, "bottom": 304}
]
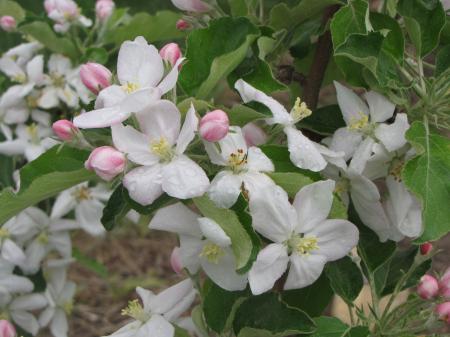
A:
[
  {"left": 72, "top": 186, "right": 92, "bottom": 201},
  {"left": 51, "top": 73, "right": 65, "bottom": 88},
  {"left": 62, "top": 300, "right": 74, "bottom": 315},
  {"left": 13, "top": 73, "right": 26, "bottom": 83},
  {"left": 150, "top": 137, "right": 174, "bottom": 163},
  {"left": 199, "top": 243, "right": 225, "bottom": 264},
  {"left": 228, "top": 149, "right": 247, "bottom": 173},
  {"left": 26, "top": 123, "right": 40, "bottom": 144},
  {"left": 290, "top": 97, "right": 312, "bottom": 123},
  {"left": 335, "top": 178, "right": 350, "bottom": 194},
  {"left": 122, "top": 82, "right": 140, "bottom": 94},
  {"left": 288, "top": 234, "right": 319, "bottom": 255},
  {"left": 26, "top": 95, "right": 39, "bottom": 109},
  {"left": 389, "top": 158, "right": 404, "bottom": 181},
  {"left": 0, "top": 228, "right": 10, "bottom": 240},
  {"left": 37, "top": 232, "right": 49, "bottom": 245},
  {"left": 348, "top": 112, "right": 369, "bottom": 131},
  {"left": 121, "top": 299, "right": 151, "bottom": 322}
]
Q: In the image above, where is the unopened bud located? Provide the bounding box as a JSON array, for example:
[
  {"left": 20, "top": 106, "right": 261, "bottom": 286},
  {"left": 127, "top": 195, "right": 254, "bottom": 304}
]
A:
[
  {"left": 159, "top": 43, "right": 182, "bottom": 67},
  {"left": 435, "top": 302, "right": 450, "bottom": 324},
  {"left": 52, "top": 119, "right": 78, "bottom": 141},
  {"left": 0, "top": 320, "right": 16, "bottom": 337},
  {"left": 0, "top": 16, "right": 16, "bottom": 32},
  {"left": 85, "top": 146, "right": 126, "bottom": 181},
  {"left": 420, "top": 242, "right": 433, "bottom": 255},
  {"left": 417, "top": 274, "right": 439, "bottom": 300},
  {"left": 96, "top": 0, "right": 115, "bottom": 21},
  {"left": 176, "top": 19, "right": 190, "bottom": 31},
  {"left": 199, "top": 110, "right": 229, "bottom": 142},
  {"left": 80, "top": 62, "right": 112, "bottom": 95}
]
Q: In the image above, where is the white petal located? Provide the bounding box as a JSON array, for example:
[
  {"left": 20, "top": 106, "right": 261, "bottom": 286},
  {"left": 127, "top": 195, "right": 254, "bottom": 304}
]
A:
[
  {"left": 136, "top": 100, "right": 181, "bottom": 146},
  {"left": 364, "top": 91, "right": 395, "bottom": 123},
  {"left": 50, "top": 190, "right": 76, "bottom": 219},
  {"left": 176, "top": 104, "right": 198, "bottom": 155},
  {"left": 123, "top": 165, "right": 163, "bottom": 206},
  {"left": 198, "top": 218, "right": 231, "bottom": 246},
  {"left": 163, "top": 288, "right": 196, "bottom": 322},
  {"left": 11, "top": 310, "right": 40, "bottom": 336},
  {"left": 0, "top": 139, "right": 27, "bottom": 156},
  {"left": 374, "top": 113, "right": 409, "bottom": 152},
  {"left": 204, "top": 141, "right": 227, "bottom": 166},
  {"left": 140, "top": 315, "right": 174, "bottom": 337},
  {"left": 293, "top": 180, "right": 335, "bottom": 233},
  {"left": 334, "top": 81, "right": 369, "bottom": 125},
  {"left": 75, "top": 200, "right": 106, "bottom": 236},
  {"left": 201, "top": 248, "right": 248, "bottom": 291},
  {"left": 309, "top": 219, "right": 359, "bottom": 261},
  {"left": 50, "top": 309, "right": 68, "bottom": 337},
  {"left": 49, "top": 232, "right": 72, "bottom": 258},
  {"left": 38, "top": 87, "right": 60, "bottom": 109},
  {"left": 26, "top": 55, "right": 44, "bottom": 84},
  {"left": 157, "top": 57, "right": 185, "bottom": 95},
  {"left": 241, "top": 171, "right": 277, "bottom": 201},
  {"left": 328, "top": 127, "right": 363, "bottom": 161},
  {"left": 249, "top": 185, "right": 296, "bottom": 243},
  {"left": 119, "top": 87, "right": 161, "bottom": 114},
  {"left": 248, "top": 243, "right": 289, "bottom": 295},
  {"left": 208, "top": 171, "right": 242, "bottom": 208},
  {"left": 217, "top": 127, "right": 248, "bottom": 160},
  {"left": 246, "top": 147, "right": 274, "bottom": 172},
  {"left": 284, "top": 126, "right": 327, "bottom": 172},
  {"left": 234, "top": 79, "right": 291, "bottom": 125},
  {"left": 48, "top": 55, "right": 71, "bottom": 75},
  {"left": 10, "top": 293, "right": 47, "bottom": 310},
  {"left": 117, "top": 37, "right": 164, "bottom": 88},
  {"left": 161, "top": 155, "right": 209, "bottom": 199},
  {"left": 95, "top": 85, "right": 127, "bottom": 109},
  {"left": 150, "top": 279, "right": 193, "bottom": 315},
  {"left": 4, "top": 104, "right": 29, "bottom": 125},
  {"left": 0, "top": 56, "right": 25, "bottom": 80},
  {"left": 362, "top": 143, "right": 392, "bottom": 180},
  {"left": 2, "top": 239, "right": 26, "bottom": 265},
  {"left": 38, "top": 307, "right": 55, "bottom": 328},
  {"left": 73, "top": 106, "right": 126, "bottom": 129},
  {"left": 149, "top": 202, "right": 201, "bottom": 237},
  {"left": 284, "top": 254, "right": 327, "bottom": 290},
  {"left": 0, "top": 275, "right": 33, "bottom": 294},
  {"left": 179, "top": 235, "right": 202, "bottom": 273},
  {"left": 348, "top": 137, "right": 376, "bottom": 175},
  {"left": 0, "top": 84, "right": 34, "bottom": 107}
]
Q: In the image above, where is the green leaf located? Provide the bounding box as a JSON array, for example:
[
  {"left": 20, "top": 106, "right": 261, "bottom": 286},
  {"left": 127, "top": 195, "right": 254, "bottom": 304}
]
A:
[
  {"left": 435, "top": 44, "right": 450, "bottom": 76},
  {"left": 0, "top": 0, "right": 25, "bottom": 21},
  {"left": 193, "top": 195, "right": 253, "bottom": 270},
  {"left": 203, "top": 281, "right": 249, "bottom": 333},
  {"left": 267, "top": 172, "right": 313, "bottom": 197},
  {"left": 345, "top": 326, "right": 370, "bottom": 337},
  {"left": 174, "top": 325, "right": 192, "bottom": 337},
  {"left": 179, "top": 17, "right": 259, "bottom": 99},
  {"left": 101, "top": 184, "right": 131, "bottom": 231},
  {"left": 397, "top": 0, "right": 445, "bottom": 56},
  {"left": 226, "top": 104, "right": 267, "bottom": 126},
  {"left": 19, "top": 21, "right": 79, "bottom": 59},
  {"left": 310, "top": 316, "right": 349, "bottom": 337},
  {"left": 269, "top": 0, "right": 341, "bottom": 31},
  {"left": 370, "top": 12, "right": 404, "bottom": 62},
  {"left": 325, "top": 256, "right": 363, "bottom": 303},
  {"left": 299, "top": 105, "right": 346, "bottom": 135},
  {"left": 331, "top": 0, "right": 368, "bottom": 48},
  {"left": 281, "top": 273, "right": 334, "bottom": 317},
  {"left": 73, "top": 247, "right": 109, "bottom": 278},
  {"left": 103, "top": 11, "right": 184, "bottom": 45},
  {"left": 0, "top": 146, "right": 95, "bottom": 225},
  {"left": 233, "top": 293, "right": 316, "bottom": 337},
  {"left": 191, "top": 305, "right": 209, "bottom": 337},
  {"left": 82, "top": 47, "right": 109, "bottom": 64},
  {"left": 403, "top": 121, "right": 450, "bottom": 243}
]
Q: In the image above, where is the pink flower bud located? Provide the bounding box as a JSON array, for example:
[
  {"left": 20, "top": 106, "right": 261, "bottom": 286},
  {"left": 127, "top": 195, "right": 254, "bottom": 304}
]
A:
[
  {"left": 417, "top": 275, "right": 439, "bottom": 300},
  {"left": 159, "top": 43, "right": 182, "bottom": 67},
  {"left": 80, "top": 63, "right": 112, "bottom": 95},
  {"left": 0, "top": 16, "right": 16, "bottom": 32},
  {"left": 199, "top": 110, "right": 230, "bottom": 142},
  {"left": 170, "top": 247, "right": 183, "bottom": 274},
  {"left": 435, "top": 302, "right": 450, "bottom": 324},
  {"left": 96, "top": 0, "right": 115, "bottom": 21},
  {"left": 420, "top": 242, "right": 433, "bottom": 255},
  {"left": 52, "top": 119, "right": 78, "bottom": 141},
  {"left": 440, "top": 268, "right": 450, "bottom": 299},
  {"left": 243, "top": 122, "right": 268, "bottom": 147},
  {"left": 85, "top": 146, "right": 126, "bottom": 181},
  {"left": 171, "top": 0, "right": 211, "bottom": 13},
  {"left": 0, "top": 320, "right": 16, "bottom": 337},
  {"left": 176, "top": 19, "right": 190, "bottom": 31}
]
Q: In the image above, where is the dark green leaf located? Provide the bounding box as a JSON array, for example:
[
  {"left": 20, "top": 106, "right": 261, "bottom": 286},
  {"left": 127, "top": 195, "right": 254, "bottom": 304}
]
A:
[
  {"left": 435, "top": 44, "right": 450, "bottom": 76},
  {"left": 0, "top": 0, "right": 25, "bottom": 22},
  {"left": 233, "top": 293, "right": 316, "bottom": 336},
  {"left": 310, "top": 316, "right": 349, "bottom": 337},
  {"left": 299, "top": 105, "right": 346, "bottom": 135},
  {"left": 345, "top": 326, "right": 370, "bottom": 337},
  {"left": 325, "top": 256, "right": 364, "bottom": 303},
  {"left": 82, "top": 47, "right": 109, "bottom": 64},
  {"left": 101, "top": 184, "right": 131, "bottom": 231},
  {"left": 226, "top": 104, "right": 268, "bottom": 126}
]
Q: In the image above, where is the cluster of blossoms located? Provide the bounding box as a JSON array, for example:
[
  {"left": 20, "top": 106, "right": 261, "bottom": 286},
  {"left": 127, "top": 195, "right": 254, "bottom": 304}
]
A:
[{"left": 417, "top": 268, "right": 450, "bottom": 324}]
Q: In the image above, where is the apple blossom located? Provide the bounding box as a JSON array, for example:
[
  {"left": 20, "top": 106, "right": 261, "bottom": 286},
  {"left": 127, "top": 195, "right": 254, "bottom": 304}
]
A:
[
  {"left": 105, "top": 279, "right": 195, "bottom": 337},
  {"left": 0, "top": 16, "right": 15, "bottom": 32},
  {"left": 159, "top": 43, "right": 182, "bottom": 67},
  {"left": 242, "top": 122, "right": 267, "bottom": 147},
  {"left": 111, "top": 102, "right": 209, "bottom": 205},
  {"left": 204, "top": 126, "right": 275, "bottom": 208},
  {"left": 235, "top": 79, "right": 334, "bottom": 172},
  {"left": 96, "top": 0, "right": 115, "bottom": 21},
  {"left": 85, "top": 146, "right": 126, "bottom": 181},
  {"left": 52, "top": 120, "right": 78, "bottom": 141},
  {"left": 171, "top": 0, "right": 211, "bottom": 13},
  {"left": 74, "top": 36, "right": 185, "bottom": 129},
  {"left": 150, "top": 203, "right": 248, "bottom": 291},
  {"left": 0, "top": 320, "right": 16, "bottom": 337},
  {"left": 79, "top": 62, "right": 112, "bottom": 94},
  {"left": 199, "top": 109, "right": 229, "bottom": 142},
  {"left": 435, "top": 302, "right": 450, "bottom": 324},
  {"left": 0, "top": 258, "right": 34, "bottom": 302},
  {"left": 417, "top": 275, "right": 439, "bottom": 299},
  {"left": 247, "top": 180, "right": 359, "bottom": 294},
  {"left": 44, "top": 0, "right": 92, "bottom": 33},
  {"left": 440, "top": 268, "right": 450, "bottom": 299}
]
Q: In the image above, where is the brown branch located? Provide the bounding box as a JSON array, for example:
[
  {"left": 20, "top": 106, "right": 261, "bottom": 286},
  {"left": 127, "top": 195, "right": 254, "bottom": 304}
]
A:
[{"left": 302, "top": 5, "right": 340, "bottom": 110}]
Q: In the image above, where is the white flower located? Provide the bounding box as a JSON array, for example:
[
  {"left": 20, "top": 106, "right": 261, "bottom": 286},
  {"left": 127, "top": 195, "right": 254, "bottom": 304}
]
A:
[
  {"left": 0, "top": 258, "right": 34, "bottom": 304},
  {"left": 38, "top": 55, "right": 85, "bottom": 109},
  {"left": 39, "top": 260, "right": 75, "bottom": 337},
  {"left": 74, "top": 36, "right": 184, "bottom": 129},
  {"left": 150, "top": 203, "right": 248, "bottom": 291},
  {"left": 50, "top": 183, "right": 110, "bottom": 236},
  {"left": 112, "top": 102, "right": 209, "bottom": 205},
  {"left": 0, "top": 54, "right": 44, "bottom": 86},
  {"left": 247, "top": 180, "right": 359, "bottom": 295},
  {"left": 204, "top": 126, "right": 275, "bottom": 208},
  {"left": 1, "top": 293, "right": 47, "bottom": 336},
  {"left": 329, "top": 81, "right": 410, "bottom": 160},
  {"left": 44, "top": 0, "right": 92, "bottom": 33},
  {"left": 104, "top": 279, "right": 196, "bottom": 337},
  {"left": 3, "top": 42, "right": 42, "bottom": 68},
  {"left": 234, "top": 79, "right": 335, "bottom": 172},
  {"left": 19, "top": 207, "right": 76, "bottom": 274}
]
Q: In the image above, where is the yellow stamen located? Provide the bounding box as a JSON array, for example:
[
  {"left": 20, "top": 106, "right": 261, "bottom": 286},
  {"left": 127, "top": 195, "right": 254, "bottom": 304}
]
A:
[
  {"left": 348, "top": 112, "right": 369, "bottom": 131},
  {"left": 228, "top": 148, "right": 248, "bottom": 173},
  {"left": 26, "top": 95, "right": 39, "bottom": 109},
  {"left": 199, "top": 243, "right": 225, "bottom": 264},
  {"left": 72, "top": 186, "right": 92, "bottom": 201},
  {"left": 0, "top": 228, "right": 10, "bottom": 239},
  {"left": 150, "top": 137, "right": 174, "bottom": 162},
  {"left": 37, "top": 232, "right": 49, "bottom": 245},
  {"left": 289, "top": 235, "right": 319, "bottom": 255},
  {"left": 291, "top": 97, "right": 312, "bottom": 123},
  {"left": 334, "top": 179, "right": 350, "bottom": 194},
  {"left": 122, "top": 82, "right": 140, "bottom": 94},
  {"left": 62, "top": 300, "right": 74, "bottom": 315},
  {"left": 26, "top": 123, "right": 40, "bottom": 144},
  {"left": 389, "top": 158, "right": 404, "bottom": 181},
  {"left": 121, "top": 299, "right": 150, "bottom": 322},
  {"left": 13, "top": 73, "right": 26, "bottom": 83}
]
